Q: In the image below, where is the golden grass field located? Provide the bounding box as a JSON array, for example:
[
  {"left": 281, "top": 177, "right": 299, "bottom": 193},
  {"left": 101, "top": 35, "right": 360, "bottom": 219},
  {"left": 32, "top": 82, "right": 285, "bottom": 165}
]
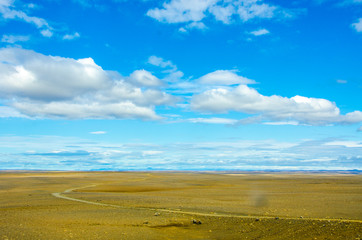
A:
[{"left": 0, "top": 171, "right": 361, "bottom": 239}]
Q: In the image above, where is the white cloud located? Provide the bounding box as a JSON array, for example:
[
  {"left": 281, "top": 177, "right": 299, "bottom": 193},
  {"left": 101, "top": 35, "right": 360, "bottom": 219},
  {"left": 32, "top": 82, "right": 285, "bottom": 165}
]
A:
[
  {"left": 63, "top": 32, "right": 80, "bottom": 40},
  {"left": 0, "top": 48, "right": 177, "bottom": 120},
  {"left": 263, "top": 121, "right": 299, "bottom": 126},
  {"left": 191, "top": 84, "right": 362, "bottom": 125},
  {"left": 147, "top": 55, "right": 184, "bottom": 82},
  {"left": 324, "top": 141, "right": 362, "bottom": 148},
  {"left": 0, "top": 106, "right": 28, "bottom": 118},
  {"left": 187, "top": 117, "right": 238, "bottom": 124},
  {"left": 338, "top": 0, "right": 362, "bottom": 6},
  {"left": 208, "top": 3, "right": 235, "bottom": 24},
  {"left": 129, "top": 69, "right": 163, "bottom": 87},
  {"left": 352, "top": 18, "right": 362, "bottom": 32},
  {"left": 148, "top": 55, "right": 176, "bottom": 70},
  {"left": 1, "top": 34, "right": 30, "bottom": 43},
  {"left": 11, "top": 96, "right": 162, "bottom": 120},
  {"left": 90, "top": 131, "right": 107, "bottom": 134},
  {"left": 250, "top": 28, "right": 270, "bottom": 36},
  {"left": 147, "top": 0, "right": 216, "bottom": 23},
  {"left": 0, "top": 0, "right": 53, "bottom": 37},
  {"left": 178, "top": 27, "right": 187, "bottom": 32},
  {"left": 40, "top": 29, "right": 53, "bottom": 37},
  {"left": 142, "top": 150, "right": 163, "bottom": 156},
  {"left": 3, "top": 136, "right": 360, "bottom": 171},
  {"left": 147, "top": 0, "right": 288, "bottom": 31},
  {"left": 336, "top": 79, "right": 347, "bottom": 84},
  {"left": 198, "top": 70, "right": 256, "bottom": 85},
  {"left": 186, "top": 21, "right": 207, "bottom": 30},
  {"left": 237, "top": 1, "right": 276, "bottom": 21},
  {"left": 178, "top": 21, "right": 208, "bottom": 32}
]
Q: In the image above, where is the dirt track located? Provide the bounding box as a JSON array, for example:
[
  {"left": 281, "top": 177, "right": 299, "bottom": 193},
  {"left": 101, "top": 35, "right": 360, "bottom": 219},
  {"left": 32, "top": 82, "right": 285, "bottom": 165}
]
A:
[{"left": 53, "top": 184, "right": 362, "bottom": 224}]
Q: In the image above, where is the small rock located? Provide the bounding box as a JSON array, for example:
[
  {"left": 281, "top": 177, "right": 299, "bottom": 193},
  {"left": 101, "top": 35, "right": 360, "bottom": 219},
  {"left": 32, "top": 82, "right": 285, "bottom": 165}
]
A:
[
  {"left": 192, "top": 219, "right": 202, "bottom": 225},
  {"left": 143, "top": 221, "right": 149, "bottom": 224},
  {"left": 255, "top": 218, "right": 260, "bottom": 222},
  {"left": 275, "top": 217, "right": 279, "bottom": 220},
  {"left": 300, "top": 216, "right": 303, "bottom": 219},
  {"left": 154, "top": 212, "right": 160, "bottom": 216}
]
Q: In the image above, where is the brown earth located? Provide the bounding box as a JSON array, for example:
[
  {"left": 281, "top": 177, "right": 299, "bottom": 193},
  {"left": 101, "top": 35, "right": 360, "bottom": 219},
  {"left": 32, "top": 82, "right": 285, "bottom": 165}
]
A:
[{"left": 0, "top": 171, "right": 361, "bottom": 239}]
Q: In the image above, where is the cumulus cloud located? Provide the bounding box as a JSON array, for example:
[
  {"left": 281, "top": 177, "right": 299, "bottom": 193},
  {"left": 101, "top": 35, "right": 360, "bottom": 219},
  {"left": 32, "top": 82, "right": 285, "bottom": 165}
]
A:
[
  {"left": 191, "top": 84, "right": 362, "bottom": 125},
  {"left": 0, "top": 0, "right": 53, "bottom": 37},
  {"left": 147, "top": 0, "right": 289, "bottom": 30},
  {"left": 250, "top": 28, "right": 270, "bottom": 36},
  {"left": 352, "top": 18, "right": 362, "bottom": 32},
  {"left": 0, "top": 47, "right": 177, "bottom": 120},
  {"left": 198, "top": 70, "right": 256, "bottom": 85},
  {"left": 129, "top": 69, "right": 163, "bottom": 87}
]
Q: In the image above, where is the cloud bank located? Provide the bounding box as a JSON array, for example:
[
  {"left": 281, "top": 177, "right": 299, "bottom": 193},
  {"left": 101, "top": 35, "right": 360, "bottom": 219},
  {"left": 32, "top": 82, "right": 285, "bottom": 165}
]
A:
[
  {"left": 191, "top": 84, "right": 362, "bottom": 125},
  {"left": 0, "top": 48, "right": 177, "bottom": 120},
  {"left": 1, "top": 135, "right": 361, "bottom": 170},
  {"left": 0, "top": 48, "right": 361, "bottom": 126}
]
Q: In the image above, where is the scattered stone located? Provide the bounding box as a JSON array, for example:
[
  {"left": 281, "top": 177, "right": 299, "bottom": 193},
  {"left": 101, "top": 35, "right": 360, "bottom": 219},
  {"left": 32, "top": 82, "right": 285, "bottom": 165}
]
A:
[
  {"left": 255, "top": 218, "right": 260, "bottom": 222},
  {"left": 143, "top": 221, "right": 149, "bottom": 224},
  {"left": 275, "top": 217, "right": 279, "bottom": 220},
  {"left": 154, "top": 212, "right": 160, "bottom": 216},
  {"left": 300, "top": 216, "right": 303, "bottom": 219},
  {"left": 192, "top": 219, "right": 202, "bottom": 225}
]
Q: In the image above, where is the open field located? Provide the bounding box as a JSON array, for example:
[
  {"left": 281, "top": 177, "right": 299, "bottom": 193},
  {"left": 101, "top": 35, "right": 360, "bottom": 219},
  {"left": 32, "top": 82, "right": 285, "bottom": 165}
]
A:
[{"left": 0, "top": 171, "right": 361, "bottom": 239}]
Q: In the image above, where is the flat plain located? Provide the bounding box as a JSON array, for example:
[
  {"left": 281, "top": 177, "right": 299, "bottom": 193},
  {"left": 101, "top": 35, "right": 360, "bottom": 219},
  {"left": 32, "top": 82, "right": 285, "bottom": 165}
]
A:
[{"left": 0, "top": 171, "right": 361, "bottom": 239}]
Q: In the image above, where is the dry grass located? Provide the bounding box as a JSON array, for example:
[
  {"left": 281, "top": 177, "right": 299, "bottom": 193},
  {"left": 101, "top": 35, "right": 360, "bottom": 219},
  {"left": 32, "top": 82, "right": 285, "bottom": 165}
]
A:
[{"left": 0, "top": 171, "right": 361, "bottom": 239}]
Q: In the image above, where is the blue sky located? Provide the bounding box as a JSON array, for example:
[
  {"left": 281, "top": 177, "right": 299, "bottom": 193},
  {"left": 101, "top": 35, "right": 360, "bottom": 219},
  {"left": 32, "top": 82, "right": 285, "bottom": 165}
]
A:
[{"left": 0, "top": 0, "right": 361, "bottom": 171}]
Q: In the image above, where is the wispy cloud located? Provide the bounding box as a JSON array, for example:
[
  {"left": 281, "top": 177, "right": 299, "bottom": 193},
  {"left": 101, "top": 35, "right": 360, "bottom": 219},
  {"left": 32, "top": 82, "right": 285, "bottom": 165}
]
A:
[
  {"left": 352, "top": 18, "right": 362, "bottom": 32},
  {"left": 147, "top": 0, "right": 293, "bottom": 31},
  {"left": 187, "top": 117, "right": 238, "bottom": 124},
  {"left": 336, "top": 79, "right": 347, "bottom": 84},
  {"left": 250, "top": 28, "right": 270, "bottom": 36},
  {"left": 0, "top": 135, "right": 360, "bottom": 170},
  {"left": 63, "top": 32, "right": 80, "bottom": 40},
  {"left": 0, "top": 0, "right": 53, "bottom": 37},
  {"left": 90, "top": 131, "right": 107, "bottom": 135},
  {"left": 1, "top": 34, "right": 30, "bottom": 43}
]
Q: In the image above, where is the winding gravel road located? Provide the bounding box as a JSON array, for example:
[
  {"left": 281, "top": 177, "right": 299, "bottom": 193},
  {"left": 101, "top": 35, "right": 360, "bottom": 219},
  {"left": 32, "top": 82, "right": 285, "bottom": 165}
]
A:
[{"left": 52, "top": 185, "right": 362, "bottom": 224}]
